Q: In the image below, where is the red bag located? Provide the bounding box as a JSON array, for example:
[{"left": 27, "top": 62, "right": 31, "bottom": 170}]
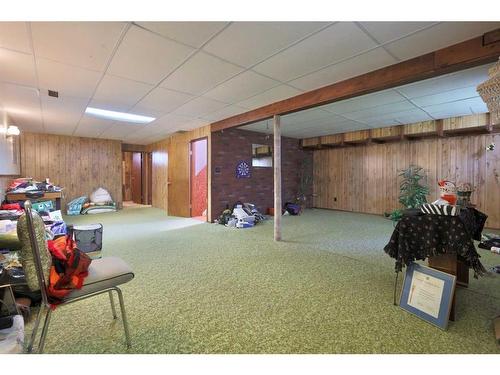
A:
[
  {"left": 46, "top": 235, "right": 92, "bottom": 307},
  {"left": 0, "top": 202, "right": 22, "bottom": 211}
]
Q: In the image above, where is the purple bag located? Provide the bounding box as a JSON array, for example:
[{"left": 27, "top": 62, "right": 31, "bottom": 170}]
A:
[{"left": 284, "top": 202, "right": 301, "bottom": 215}]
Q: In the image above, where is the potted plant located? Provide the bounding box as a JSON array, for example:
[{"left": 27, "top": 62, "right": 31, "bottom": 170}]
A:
[{"left": 385, "top": 165, "right": 429, "bottom": 223}]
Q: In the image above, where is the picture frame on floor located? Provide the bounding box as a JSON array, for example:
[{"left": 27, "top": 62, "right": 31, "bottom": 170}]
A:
[{"left": 399, "top": 262, "right": 456, "bottom": 330}]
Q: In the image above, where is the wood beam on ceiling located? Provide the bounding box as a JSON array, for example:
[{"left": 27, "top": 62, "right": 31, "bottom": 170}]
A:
[{"left": 210, "top": 29, "right": 500, "bottom": 133}]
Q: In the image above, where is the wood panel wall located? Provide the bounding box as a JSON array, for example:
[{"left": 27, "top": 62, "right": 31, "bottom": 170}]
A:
[
  {"left": 147, "top": 126, "right": 211, "bottom": 219},
  {"left": 19, "top": 132, "right": 122, "bottom": 208},
  {"left": 313, "top": 133, "right": 500, "bottom": 228}
]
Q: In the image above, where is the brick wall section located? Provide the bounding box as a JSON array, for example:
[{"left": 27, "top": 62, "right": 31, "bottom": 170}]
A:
[{"left": 211, "top": 128, "right": 312, "bottom": 220}]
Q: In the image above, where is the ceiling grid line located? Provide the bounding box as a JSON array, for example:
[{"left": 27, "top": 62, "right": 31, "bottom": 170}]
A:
[
  {"left": 283, "top": 22, "right": 445, "bottom": 89},
  {"left": 354, "top": 21, "right": 401, "bottom": 62},
  {"left": 26, "top": 22, "right": 45, "bottom": 133},
  {"left": 0, "top": 21, "right": 497, "bottom": 143},
  {"left": 123, "top": 22, "right": 337, "bottom": 138},
  {"left": 71, "top": 22, "right": 133, "bottom": 137},
  {"left": 392, "top": 87, "right": 437, "bottom": 120},
  {"left": 122, "top": 22, "right": 236, "bottom": 139}
]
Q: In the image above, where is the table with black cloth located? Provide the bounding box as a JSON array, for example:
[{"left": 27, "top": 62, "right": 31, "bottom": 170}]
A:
[
  {"left": 384, "top": 207, "right": 488, "bottom": 277},
  {"left": 384, "top": 207, "right": 488, "bottom": 321}
]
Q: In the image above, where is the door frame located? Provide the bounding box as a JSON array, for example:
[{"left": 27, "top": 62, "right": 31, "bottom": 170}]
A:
[{"left": 189, "top": 136, "right": 208, "bottom": 220}]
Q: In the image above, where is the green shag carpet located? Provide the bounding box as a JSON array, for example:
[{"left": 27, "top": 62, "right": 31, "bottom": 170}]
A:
[{"left": 27, "top": 208, "right": 500, "bottom": 353}]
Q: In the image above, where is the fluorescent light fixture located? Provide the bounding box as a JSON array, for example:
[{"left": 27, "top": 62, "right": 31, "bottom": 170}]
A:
[{"left": 85, "top": 107, "right": 155, "bottom": 124}]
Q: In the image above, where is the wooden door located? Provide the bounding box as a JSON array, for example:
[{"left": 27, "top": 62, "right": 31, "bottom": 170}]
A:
[
  {"left": 122, "top": 152, "right": 133, "bottom": 201},
  {"left": 131, "top": 152, "right": 142, "bottom": 204},
  {"left": 189, "top": 138, "right": 208, "bottom": 219},
  {"left": 141, "top": 152, "right": 153, "bottom": 205}
]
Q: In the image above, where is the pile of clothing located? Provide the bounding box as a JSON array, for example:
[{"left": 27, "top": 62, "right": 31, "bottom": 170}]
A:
[
  {"left": 7, "top": 177, "right": 62, "bottom": 194},
  {"left": 216, "top": 202, "right": 266, "bottom": 228},
  {"left": 0, "top": 202, "right": 23, "bottom": 221},
  {"left": 66, "top": 187, "right": 117, "bottom": 215}
]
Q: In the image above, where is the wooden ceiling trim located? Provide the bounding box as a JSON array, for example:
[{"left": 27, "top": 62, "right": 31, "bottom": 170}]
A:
[{"left": 210, "top": 29, "right": 500, "bottom": 133}]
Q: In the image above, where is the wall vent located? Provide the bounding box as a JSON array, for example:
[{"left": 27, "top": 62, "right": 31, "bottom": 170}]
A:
[{"left": 48, "top": 90, "right": 59, "bottom": 98}]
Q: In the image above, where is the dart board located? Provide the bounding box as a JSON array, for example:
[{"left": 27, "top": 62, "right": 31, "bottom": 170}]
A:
[{"left": 236, "top": 160, "right": 251, "bottom": 179}]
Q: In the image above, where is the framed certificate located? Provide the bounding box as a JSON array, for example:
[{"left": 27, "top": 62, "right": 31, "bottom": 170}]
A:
[{"left": 399, "top": 262, "right": 456, "bottom": 330}]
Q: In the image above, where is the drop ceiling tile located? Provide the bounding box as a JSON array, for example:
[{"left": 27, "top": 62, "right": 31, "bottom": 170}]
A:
[
  {"left": 385, "top": 22, "right": 500, "bottom": 61},
  {"left": 0, "top": 48, "right": 37, "bottom": 86},
  {"left": 342, "top": 100, "right": 417, "bottom": 121},
  {"left": 11, "top": 113, "right": 44, "bottom": 133},
  {"left": 364, "top": 108, "right": 432, "bottom": 127},
  {"left": 2, "top": 83, "right": 43, "bottom": 132},
  {"left": 322, "top": 89, "right": 406, "bottom": 114},
  {"left": 0, "top": 22, "right": 31, "bottom": 53},
  {"left": 359, "top": 22, "right": 437, "bottom": 44},
  {"left": 396, "top": 64, "right": 491, "bottom": 98},
  {"left": 134, "top": 87, "right": 194, "bottom": 113},
  {"left": 133, "top": 125, "right": 166, "bottom": 138},
  {"left": 410, "top": 86, "right": 480, "bottom": 107},
  {"left": 237, "top": 85, "right": 302, "bottom": 110},
  {"left": 0, "top": 83, "right": 40, "bottom": 115},
  {"left": 160, "top": 51, "right": 243, "bottom": 95},
  {"left": 172, "top": 96, "right": 228, "bottom": 117},
  {"left": 253, "top": 22, "right": 377, "bottom": 82},
  {"left": 145, "top": 113, "right": 195, "bottom": 131},
  {"left": 468, "top": 97, "right": 489, "bottom": 113},
  {"left": 137, "top": 22, "right": 228, "bottom": 48},
  {"left": 283, "top": 112, "right": 346, "bottom": 130},
  {"left": 422, "top": 97, "right": 488, "bottom": 119},
  {"left": 335, "top": 120, "right": 370, "bottom": 131},
  {"left": 41, "top": 95, "right": 88, "bottom": 133},
  {"left": 204, "top": 70, "right": 280, "bottom": 104},
  {"left": 302, "top": 121, "right": 369, "bottom": 137},
  {"left": 203, "top": 22, "right": 329, "bottom": 67},
  {"left": 99, "top": 122, "right": 145, "bottom": 140},
  {"left": 0, "top": 83, "right": 42, "bottom": 133},
  {"left": 391, "top": 109, "right": 434, "bottom": 124},
  {"left": 283, "top": 108, "right": 333, "bottom": 125},
  {"left": 31, "top": 22, "right": 126, "bottom": 71},
  {"left": 181, "top": 118, "right": 210, "bottom": 131},
  {"left": 201, "top": 105, "right": 248, "bottom": 122},
  {"left": 73, "top": 115, "right": 115, "bottom": 138},
  {"left": 288, "top": 47, "right": 397, "bottom": 91},
  {"left": 93, "top": 74, "right": 154, "bottom": 108},
  {"left": 37, "top": 58, "right": 101, "bottom": 99},
  {"left": 88, "top": 99, "right": 132, "bottom": 113},
  {"left": 108, "top": 25, "right": 195, "bottom": 85},
  {"left": 128, "top": 105, "right": 167, "bottom": 120}
]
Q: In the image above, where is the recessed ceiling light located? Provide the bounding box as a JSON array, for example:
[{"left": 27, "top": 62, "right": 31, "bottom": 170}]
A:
[{"left": 85, "top": 107, "right": 155, "bottom": 124}]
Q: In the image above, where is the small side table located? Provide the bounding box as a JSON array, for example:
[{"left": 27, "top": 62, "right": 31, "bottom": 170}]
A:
[
  {"left": 428, "top": 253, "right": 469, "bottom": 321},
  {"left": 6, "top": 191, "right": 63, "bottom": 210}
]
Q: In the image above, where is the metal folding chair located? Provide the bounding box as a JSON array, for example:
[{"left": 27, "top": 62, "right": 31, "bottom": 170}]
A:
[{"left": 22, "top": 201, "right": 134, "bottom": 353}]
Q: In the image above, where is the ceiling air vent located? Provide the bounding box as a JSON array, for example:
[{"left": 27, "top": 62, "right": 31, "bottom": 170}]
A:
[
  {"left": 48, "top": 90, "right": 59, "bottom": 98},
  {"left": 174, "top": 130, "right": 188, "bottom": 134}
]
